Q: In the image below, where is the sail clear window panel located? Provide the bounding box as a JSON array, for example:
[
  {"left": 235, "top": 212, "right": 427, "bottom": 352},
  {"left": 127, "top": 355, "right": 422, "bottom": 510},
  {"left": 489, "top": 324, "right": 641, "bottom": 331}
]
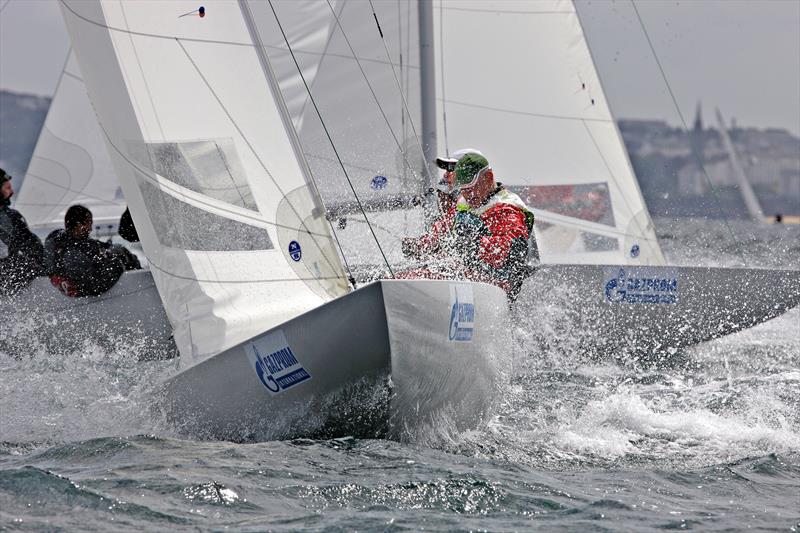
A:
[
  {"left": 129, "top": 140, "right": 258, "bottom": 211},
  {"left": 534, "top": 222, "right": 619, "bottom": 258},
  {"left": 580, "top": 232, "right": 619, "bottom": 252},
  {"left": 275, "top": 185, "right": 350, "bottom": 300},
  {"left": 509, "top": 183, "right": 616, "bottom": 227},
  {"left": 137, "top": 180, "right": 273, "bottom": 252}
]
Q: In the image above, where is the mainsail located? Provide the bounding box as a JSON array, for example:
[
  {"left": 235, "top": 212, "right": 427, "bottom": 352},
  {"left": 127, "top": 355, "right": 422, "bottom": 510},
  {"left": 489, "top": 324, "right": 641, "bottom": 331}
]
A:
[
  {"left": 16, "top": 50, "right": 125, "bottom": 230},
  {"left": 60, "top": 0, "right": 350, "bottom": 367},
  {"left": 433, "top": 0, "right": 665, "bottom": 265}
]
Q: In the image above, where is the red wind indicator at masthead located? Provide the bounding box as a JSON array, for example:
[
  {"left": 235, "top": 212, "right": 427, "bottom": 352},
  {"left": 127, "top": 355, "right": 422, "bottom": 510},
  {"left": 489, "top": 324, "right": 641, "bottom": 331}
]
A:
[{"left": 178, "top": 6, "right": 205, "bottom": 18}]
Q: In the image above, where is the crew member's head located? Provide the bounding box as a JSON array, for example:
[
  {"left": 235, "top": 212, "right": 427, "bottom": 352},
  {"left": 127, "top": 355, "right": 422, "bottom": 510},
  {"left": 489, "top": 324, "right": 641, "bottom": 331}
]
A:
[
  {"left": 435, "top": 148, "right": 484, "bottom": 193},
  {"left": 65, "top": 204, "right": 93, "bottom": 239},
  {"left": 455, "top": 153, "right": 495, "bottom": 208},
  {"left": 0, "top": 168, "right": 13, "bottom": 206}
]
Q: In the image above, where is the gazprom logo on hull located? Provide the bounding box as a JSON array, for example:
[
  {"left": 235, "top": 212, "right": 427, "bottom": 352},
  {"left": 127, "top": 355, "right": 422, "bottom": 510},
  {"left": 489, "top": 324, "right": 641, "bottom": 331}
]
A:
[
  {"left": 604, "top": 267, "right": 679, "bottom": 305},
  {"left": 448, "top": 284, "right": 475, "bottom": 342},
  {"left": 245, "top": 329, "right": 311, "bottom": 395}
]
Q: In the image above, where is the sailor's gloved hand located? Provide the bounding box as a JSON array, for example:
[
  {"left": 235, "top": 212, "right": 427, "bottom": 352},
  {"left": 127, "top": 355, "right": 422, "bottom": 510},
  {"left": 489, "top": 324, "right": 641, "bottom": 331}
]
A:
[{"left": 401, "top": 237, "right": 421, "bottom": 259}]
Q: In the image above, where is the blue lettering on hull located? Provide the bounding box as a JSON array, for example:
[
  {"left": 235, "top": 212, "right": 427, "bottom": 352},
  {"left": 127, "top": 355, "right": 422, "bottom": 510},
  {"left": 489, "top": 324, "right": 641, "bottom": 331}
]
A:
[
  {"left": 246, "top": 330, "right": 312, "bottom": 396},
  {"left": 604, "top": 268, "right": 679, "bottom": 305},
  {"left": 448, "top": 284, "right": 475, "bottom": 342}
]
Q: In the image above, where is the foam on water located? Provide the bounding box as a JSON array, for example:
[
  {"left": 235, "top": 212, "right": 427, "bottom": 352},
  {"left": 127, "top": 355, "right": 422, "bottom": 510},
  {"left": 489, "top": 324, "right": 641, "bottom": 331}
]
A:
[
  {"left": 555, "top": 388, "right": 799, "bottom": 459},
  {"left": 0, "top": 338, "right": 176, "bottom": 446},
  {"left": 1, "top": 219, "right": 799, "bottom": 530}
]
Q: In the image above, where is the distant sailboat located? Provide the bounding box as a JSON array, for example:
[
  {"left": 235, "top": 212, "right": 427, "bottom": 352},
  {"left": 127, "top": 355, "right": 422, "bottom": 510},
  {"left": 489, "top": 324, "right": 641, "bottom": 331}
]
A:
[
  {"left": 715, "top": 108, "right": 766, "bottom": 223},
  {"left": 15, "top": 50, "right": 125, "bottom": 232}
]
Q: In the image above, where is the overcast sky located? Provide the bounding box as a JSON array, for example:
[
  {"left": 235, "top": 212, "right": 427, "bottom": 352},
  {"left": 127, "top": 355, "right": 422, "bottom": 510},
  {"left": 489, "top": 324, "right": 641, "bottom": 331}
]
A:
[{"left": 1, "top": 0, "right": 798, "bottom": 135}]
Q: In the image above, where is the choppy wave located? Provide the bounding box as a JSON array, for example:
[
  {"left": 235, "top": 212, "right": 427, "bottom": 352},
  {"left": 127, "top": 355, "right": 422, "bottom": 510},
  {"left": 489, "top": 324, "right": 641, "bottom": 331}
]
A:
[{"left": 1, "top": 220, "right": 798, "bottom": 530}]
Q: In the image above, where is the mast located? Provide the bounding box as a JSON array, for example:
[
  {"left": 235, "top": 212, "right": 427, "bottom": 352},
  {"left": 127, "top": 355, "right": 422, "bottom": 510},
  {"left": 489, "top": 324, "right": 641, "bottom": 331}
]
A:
[
  {"left": 715, "top": 108, "right": 765, "bottom": 223},
  {"left": 418, "top": 0, "right": 436, "bottom": 190}
]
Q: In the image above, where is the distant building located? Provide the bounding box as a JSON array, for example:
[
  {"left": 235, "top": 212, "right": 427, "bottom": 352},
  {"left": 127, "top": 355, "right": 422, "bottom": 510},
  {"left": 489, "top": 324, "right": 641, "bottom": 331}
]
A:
[{"left": 619, "top": 116, "right": 800, "bottom": 217}]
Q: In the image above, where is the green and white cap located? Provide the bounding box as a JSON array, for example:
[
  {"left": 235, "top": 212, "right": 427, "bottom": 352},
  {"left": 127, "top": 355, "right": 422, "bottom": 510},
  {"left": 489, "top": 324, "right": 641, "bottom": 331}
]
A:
[
  {"left": 435, "top": 147, "right": 484, "bottom": 171},
  {"left": 454, "top": 153, "right": 490, "bottom": 187}
]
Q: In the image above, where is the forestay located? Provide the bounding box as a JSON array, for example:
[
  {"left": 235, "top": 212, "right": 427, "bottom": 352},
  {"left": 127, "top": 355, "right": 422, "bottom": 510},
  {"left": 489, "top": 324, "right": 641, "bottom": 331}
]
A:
[
  {"left": 60, "top": 0, "right": 350, "bottom": 367},
  {"left": 433, "top": 0, "right": 665, "bottom": 265},
  {"left": 16, "top": 50, "right": 125, "bottom": 230}
]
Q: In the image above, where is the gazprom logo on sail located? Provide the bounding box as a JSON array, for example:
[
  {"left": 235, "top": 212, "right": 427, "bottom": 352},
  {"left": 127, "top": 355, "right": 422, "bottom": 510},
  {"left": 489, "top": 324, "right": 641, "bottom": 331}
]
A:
[
  {"left": 245, "top": 330, "right": 311, "bottom": 395},
  {"left": 604, "top": 267, "right": 679, "bottom": 305},
  {"left": 448, "top": 284, "right": 475, "bottom": 342}
]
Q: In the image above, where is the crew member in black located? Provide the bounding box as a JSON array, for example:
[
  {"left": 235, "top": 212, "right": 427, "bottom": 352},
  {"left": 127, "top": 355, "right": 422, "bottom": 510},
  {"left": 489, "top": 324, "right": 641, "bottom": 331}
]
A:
[
  {"left": 45, "top": 204, "right": 141, "bottom": 297},
  {"left": 0, "top": 169, "right": 45, "bottom": 295}
]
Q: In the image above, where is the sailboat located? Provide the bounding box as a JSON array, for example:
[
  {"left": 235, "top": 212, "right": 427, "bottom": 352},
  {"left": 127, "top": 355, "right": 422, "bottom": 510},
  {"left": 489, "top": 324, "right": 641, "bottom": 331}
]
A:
[
  {"left": 0, "top": 0, "right": 354, "bottom": 359},
  {"left": 56, "top": 0, "right": 513, "bottom": 441},
  {"left": 0, "top": 48, "right": 172, "bottom": 357},
  {"left": 3, "top": 0, "right": 797, "bottom": 437}
]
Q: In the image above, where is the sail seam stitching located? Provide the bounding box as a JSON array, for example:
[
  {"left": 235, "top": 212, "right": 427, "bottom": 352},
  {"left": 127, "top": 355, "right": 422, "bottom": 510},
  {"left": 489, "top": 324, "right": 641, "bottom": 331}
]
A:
[{"left": 443, "top": 99, "right": 613, "bottom": 123}]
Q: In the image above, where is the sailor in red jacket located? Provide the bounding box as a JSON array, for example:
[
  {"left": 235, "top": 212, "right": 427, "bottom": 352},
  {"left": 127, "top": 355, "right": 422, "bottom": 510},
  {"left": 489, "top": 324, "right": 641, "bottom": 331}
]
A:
[
  {"left": 402, "top": 148, "right": 484, "bottom": 259},
  {"left": 451, "top": 153, "right": 537, "bottom": 299}
]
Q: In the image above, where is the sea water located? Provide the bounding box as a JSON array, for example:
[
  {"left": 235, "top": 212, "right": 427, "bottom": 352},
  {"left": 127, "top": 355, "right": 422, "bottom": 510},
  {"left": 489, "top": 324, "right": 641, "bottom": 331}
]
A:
[{"left": 1, "top": 220, "right": 798, "bottom": 531}]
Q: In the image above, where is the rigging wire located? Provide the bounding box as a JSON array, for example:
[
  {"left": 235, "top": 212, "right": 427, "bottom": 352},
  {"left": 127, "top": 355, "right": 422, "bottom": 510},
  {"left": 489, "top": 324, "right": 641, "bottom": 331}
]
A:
[
  {"left": 396, "top": 0, "right": 405, "bottom": 165},
  {"left": 367, "top": 0, "right": 436, "bottom": 189},
  {"left": 630, "top": 0, "right": 748, "bottom": 267},
  {"left": 267, "top": 0, "right": 395, "bottom": 278}
]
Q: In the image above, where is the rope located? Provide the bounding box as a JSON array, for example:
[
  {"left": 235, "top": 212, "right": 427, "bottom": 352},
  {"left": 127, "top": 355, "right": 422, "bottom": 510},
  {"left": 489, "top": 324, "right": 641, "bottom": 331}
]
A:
[
  {"left": 267, "top": 0, "right": 395, "bottom": 278},
  {"left": 630, "top": 0, "right": 747, "bottom": 267}
]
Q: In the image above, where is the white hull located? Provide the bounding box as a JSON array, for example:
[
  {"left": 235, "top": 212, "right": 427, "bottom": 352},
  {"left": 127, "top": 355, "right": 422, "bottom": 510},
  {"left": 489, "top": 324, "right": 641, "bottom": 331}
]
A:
[
  {"left": 160, "top": 279, "right": 510, "bottom": 442},
  {"left": 3, "top": 264, "right": 796, "bottom": 368},
  {"left": 522, "top": 264, "right": 800, "bottom": 360},
  {"left": 0, "top": 270, "right": 175, "bottom": 359}
]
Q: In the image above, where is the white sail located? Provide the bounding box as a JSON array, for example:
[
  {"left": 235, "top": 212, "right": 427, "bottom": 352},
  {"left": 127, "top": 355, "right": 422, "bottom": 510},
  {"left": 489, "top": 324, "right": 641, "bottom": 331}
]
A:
[
  {"left": 60, "top": 0, "right": 350, "bottom": 367},
  {"left": 433, "top": 0, "right": 665, "bottom": 265},
  {"left": 15, "top": 50, "right": 125, "bottom": 230},
  {"left": 275, "top": 0, "right": 425, "bottom": 202},
  {"left": 248, "top": 1, "right": 427, "bottom": 270}
]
